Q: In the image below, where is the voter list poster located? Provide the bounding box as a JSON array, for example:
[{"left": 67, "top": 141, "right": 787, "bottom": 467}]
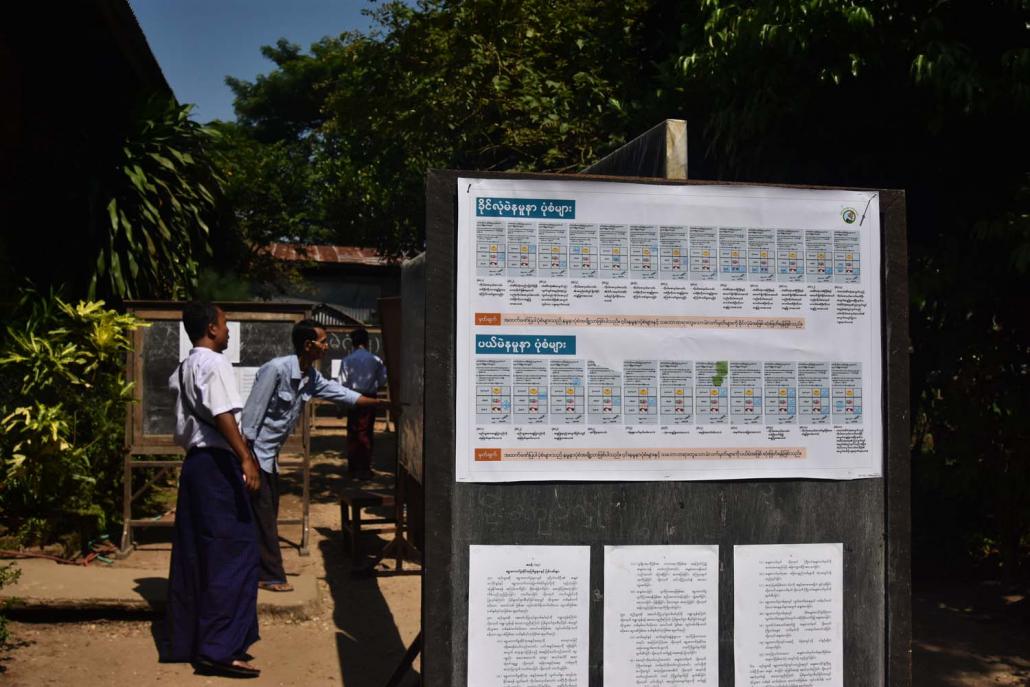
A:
[{"left": 455, "top": 178, "right": 883, "bottom": 482}]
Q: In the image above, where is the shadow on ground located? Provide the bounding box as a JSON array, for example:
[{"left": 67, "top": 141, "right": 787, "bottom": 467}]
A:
[
  {"left": 318, "top": 525, "right": 420, "bottom": 687},
  {"left": 913, "top": 579, "right": 1030, "bottom": 686},
  {"left": 132, "top": 576, "right": 167, "bottom": 612},
  {"left": 307, "top": 430, "right": 419, "bottom": 685}
]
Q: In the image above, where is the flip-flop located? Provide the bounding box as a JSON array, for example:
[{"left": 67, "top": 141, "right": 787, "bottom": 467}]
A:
[
  {"left": 258, "top": 581, "right": 294, "bottom": 592},
  {"left": 195, "top": 659, "right": 260, "bottom": 678}
]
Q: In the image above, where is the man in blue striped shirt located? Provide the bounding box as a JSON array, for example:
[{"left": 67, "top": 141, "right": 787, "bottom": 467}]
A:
[
  {"left": 339, "top": 327, "right": 388, "bottom": 480},
  {"left": 242, "top": 319, "right": 384, "bottom": 592}
]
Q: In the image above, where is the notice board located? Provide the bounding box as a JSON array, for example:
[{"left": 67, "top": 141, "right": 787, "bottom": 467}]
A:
[
  {"left": 422, "top": 171, "right": 910, "bottom": 686},
  {"left": 122, "top": 301, "right": 315, "bottom": 554},
  {"left": 126, "top": 301, "right": 312, "bottom": 454}
]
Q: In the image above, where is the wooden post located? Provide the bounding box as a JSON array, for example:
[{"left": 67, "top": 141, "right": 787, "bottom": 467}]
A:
[
  {"left": 119, "top": 344, "right": 136, "bottom": 555},
  {"left": 582, "top": 119, "right": 687, "bottom": 179},
  {"left": 300, "top": 402, "right": 311, "bottom": 556}
]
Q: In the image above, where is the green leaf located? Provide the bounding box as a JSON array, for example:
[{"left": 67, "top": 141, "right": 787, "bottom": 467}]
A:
[
  {"left": 118, "top": 209, "right": 135, "bottom": 247},
  {"left": 148, "top": 153, "right": 177, "bottom": 172},
  {"left": 109, "top": 252, "right": 126, "bottom": 296},
  {"left": 106, "top": 199, "right": 118, "bottom": 230}
]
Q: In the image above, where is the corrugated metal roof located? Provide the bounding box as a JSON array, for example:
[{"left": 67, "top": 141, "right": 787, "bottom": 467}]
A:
[
  {"left": 311, "top": 303, "right": 365, "bottom": 327},
  {"left": 263, "top": 243, "right": 389, "bottom": 266}
]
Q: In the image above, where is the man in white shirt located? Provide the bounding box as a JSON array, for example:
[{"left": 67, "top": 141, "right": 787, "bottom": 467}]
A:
[
  {"left": 165, "top": 302, "right": 262, "bottom": 678},
  {"left": 339, "top": 327, "right": 388, "bottom": 480}
]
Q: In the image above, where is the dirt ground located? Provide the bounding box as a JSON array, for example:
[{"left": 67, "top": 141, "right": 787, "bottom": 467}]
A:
[
  {"left": 0, "top": 432, "right": 422, "bottom": 687},
  {"left": 912, "top": 579, "right": 1030, "bottom": 686},
  {"left": 1, "top": 429, "right": 1028, "bottom": 685}
]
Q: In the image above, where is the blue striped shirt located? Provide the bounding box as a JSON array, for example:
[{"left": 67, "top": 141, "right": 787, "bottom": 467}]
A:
[{"left": 241, "top": 354, "right": 360, "bottom": 472}]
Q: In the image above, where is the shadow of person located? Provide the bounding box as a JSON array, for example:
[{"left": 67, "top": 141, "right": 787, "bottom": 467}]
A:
[
  {"left": 132, "top": 576, "right": 168, "bottom": 613},
  {"left": 316, "top": 525, "right": 420, "bottom": 687},
  {"left": 132, "top": 576, "right": 171, "bottom": 661}
]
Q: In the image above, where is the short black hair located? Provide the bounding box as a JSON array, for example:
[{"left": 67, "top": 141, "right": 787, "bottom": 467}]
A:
[
  {"left": 182, "top": 302, "right": 220, "bottom": 343},
  {"left": 292, "top": 319, "right": 324, "bottom": 354},
  {"left": 350, "top": 327, "right": 369, "bottom": 348}
]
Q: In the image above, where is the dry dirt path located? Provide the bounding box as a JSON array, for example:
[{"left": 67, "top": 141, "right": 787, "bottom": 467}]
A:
[{"left": 1, "top": 437, "right": 422, "bottom": 687}]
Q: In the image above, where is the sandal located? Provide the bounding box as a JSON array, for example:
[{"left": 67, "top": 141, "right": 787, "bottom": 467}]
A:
[
  {"left": 258, "top": 581, "right": 294, "bottom": 592},
  {"left": 195, "top": 658, "right": 260, "bottom": 678}
]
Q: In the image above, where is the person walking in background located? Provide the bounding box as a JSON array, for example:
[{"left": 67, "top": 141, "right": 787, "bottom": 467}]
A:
[
  {"left": 339, "top": 327, "right": 388, "bottom": 481},
  {"left": 241, "top": 319, "right": 385, "bottom": 592},
  {"left": 165, "top": 302, "right": 262, "bottom": 678}
]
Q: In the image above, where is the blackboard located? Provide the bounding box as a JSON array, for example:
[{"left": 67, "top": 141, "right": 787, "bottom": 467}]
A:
[
  {"left": 137, "top": 319, "right": 298, "bottom": 439},
  {"left": 239, "top": 320, "right": 297, "bottom": 366},
  {"left": 140, "top": 320, "right": 179, "bottom": 437},
  {"left": 138, "top": 319, "right": 299, "bottom": 436},
  {"left": 320, "top": 326, "right": 384, "bottom": 383},
  {"left": 126, "top": 302, "right": 312, "bottom": 453},
  {"left": 420, "top": 171, "right": 911, "bottom": 686}
]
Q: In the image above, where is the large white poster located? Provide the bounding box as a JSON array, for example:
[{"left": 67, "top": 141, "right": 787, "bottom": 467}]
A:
[{"left": 456, "top": 178, "right": 882, "bottom": 482}]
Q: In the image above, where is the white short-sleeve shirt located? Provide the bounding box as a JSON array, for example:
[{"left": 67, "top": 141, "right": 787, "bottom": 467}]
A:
[{"left": 169, "top": 347, "right": 243, "bottom": 452}]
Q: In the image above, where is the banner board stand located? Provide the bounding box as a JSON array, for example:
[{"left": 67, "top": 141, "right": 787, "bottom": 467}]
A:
[{"left": 422, "top": 170, "right": 909, "bottom": 686}]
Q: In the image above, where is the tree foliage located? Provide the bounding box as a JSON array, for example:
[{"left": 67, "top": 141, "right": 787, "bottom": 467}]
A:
[
  {"left": 207, "top": 121, "right": 326, "bottom": 296},
  {"left": 223, "top": 0, "right": 668, "bottom": 256}
]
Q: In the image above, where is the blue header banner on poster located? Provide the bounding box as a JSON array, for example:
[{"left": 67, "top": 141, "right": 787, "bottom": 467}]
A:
[
  {"left": 475, "top": 335, "right": 576, "bottom": 355},
  {"left": 476, "top": 197, "right": 576, "bottom": 219}
]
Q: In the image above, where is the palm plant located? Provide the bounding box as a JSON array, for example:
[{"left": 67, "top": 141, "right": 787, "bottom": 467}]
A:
[{"left": 92, "top": 98, "right": 223, "bottom": 300}]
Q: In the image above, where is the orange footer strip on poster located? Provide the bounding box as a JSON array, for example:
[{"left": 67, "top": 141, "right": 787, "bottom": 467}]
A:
[{"left": 474, "top": 447, "right": 806, "bottom": 462}]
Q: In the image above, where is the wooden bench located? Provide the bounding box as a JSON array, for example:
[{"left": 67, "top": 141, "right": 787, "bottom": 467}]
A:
[{"left": 339, "top": 489, "right": 396, "bottom": 563}]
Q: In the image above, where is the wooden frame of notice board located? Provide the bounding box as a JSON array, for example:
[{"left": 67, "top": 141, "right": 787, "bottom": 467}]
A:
[
  {"left": 422, "top": 170, "right": 910, "bottom": 686},
  {"left": 120, "top": 301, "right": 314, "bottom": 556}
]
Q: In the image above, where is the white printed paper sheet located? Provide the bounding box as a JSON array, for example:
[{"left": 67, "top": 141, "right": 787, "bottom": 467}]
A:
[
  {"left": 456, "top": 178, "right": 883, "bottom": 481},
  {"left": 468, "top": 545, "right": 590, "bottom": 687},
  {"left": 234, "top": 366, "right": 259, "bottom": 406},
  {"left": 604, "top": 545, "right": 719, "bottom": 686},
  {"left": 734, "top": 543, "right": 844, "bottom": 687},
  {"left": 179, "top": 320, "right": 241, "bottom": 364}
]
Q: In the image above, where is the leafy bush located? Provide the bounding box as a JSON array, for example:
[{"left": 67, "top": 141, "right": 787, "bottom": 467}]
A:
[
  {"left": 0, "top": 562, "right": 19, "bottom": 647},
  {"left": 0, "top": 292, "right": 146, "bottom": 546}
]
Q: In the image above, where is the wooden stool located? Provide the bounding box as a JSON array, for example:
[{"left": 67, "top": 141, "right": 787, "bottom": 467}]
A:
[{"left": 339, "top": 489, "right": 396, "bottom": 563}]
